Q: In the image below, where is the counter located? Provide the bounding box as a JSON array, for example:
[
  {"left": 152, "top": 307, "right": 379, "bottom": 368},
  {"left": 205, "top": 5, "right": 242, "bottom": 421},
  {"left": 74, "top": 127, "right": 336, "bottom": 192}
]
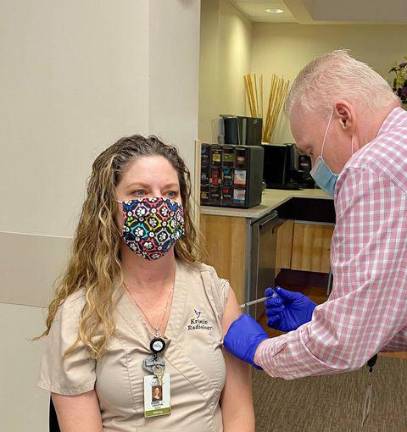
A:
[
  {"left": 200, "top": 188, "right": 330, "bottom": 220},
  {"left": 199, "top": 188, "right": 333, "bottom": 305}
]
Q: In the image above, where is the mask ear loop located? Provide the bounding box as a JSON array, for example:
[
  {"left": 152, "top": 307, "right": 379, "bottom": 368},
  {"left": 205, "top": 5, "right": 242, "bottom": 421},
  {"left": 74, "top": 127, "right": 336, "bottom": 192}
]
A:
[
  {"left": 320, "top": 109, "right": 334, "bottom": 160},
  {"left": 351, "top": 135, "right": 354, "bottom": 157}
]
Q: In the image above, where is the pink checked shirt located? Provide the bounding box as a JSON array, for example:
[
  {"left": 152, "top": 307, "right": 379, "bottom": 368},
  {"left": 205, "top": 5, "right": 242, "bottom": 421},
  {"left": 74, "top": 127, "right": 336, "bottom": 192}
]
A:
[{"left": 255, "top": 107, "right": 407, "bottom": 379}]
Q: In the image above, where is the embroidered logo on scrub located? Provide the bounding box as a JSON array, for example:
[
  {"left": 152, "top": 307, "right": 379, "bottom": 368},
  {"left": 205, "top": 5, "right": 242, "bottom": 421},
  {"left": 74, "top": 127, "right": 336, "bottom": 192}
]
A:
[{"left": 187, "top": 308, "right": 213, "bottom": 331}]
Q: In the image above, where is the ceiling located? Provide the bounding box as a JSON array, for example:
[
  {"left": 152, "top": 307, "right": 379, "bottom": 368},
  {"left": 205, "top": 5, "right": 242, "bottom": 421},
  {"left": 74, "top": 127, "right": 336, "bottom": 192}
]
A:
[
  {"left": 230, "top": 0, "right": 407, "bottom": 24},
  {"left": 230, "top": 1, "right": 296, "bottom": 23}
]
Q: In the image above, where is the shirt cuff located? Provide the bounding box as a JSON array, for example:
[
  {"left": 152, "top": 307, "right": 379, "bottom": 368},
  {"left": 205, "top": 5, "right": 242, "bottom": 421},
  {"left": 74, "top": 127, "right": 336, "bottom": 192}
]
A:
[{"left": 254, "top": 337, "right": 286, "bottom": 374}]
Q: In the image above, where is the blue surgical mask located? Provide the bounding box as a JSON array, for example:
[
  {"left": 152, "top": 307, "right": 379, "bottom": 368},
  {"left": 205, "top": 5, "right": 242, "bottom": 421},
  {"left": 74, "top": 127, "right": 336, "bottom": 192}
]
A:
[
  {"left": 310, "top": 157, "right": 338, "bottom": 197},
  {"left": 310, "top": 110, "right": 338, "bottom": 197}
]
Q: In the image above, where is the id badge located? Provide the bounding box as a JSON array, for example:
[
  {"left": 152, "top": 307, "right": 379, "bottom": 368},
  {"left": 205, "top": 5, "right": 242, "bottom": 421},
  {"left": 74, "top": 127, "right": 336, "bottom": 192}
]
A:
[{"left": 144, "top": 373, "right": 171, "bottom": 418}]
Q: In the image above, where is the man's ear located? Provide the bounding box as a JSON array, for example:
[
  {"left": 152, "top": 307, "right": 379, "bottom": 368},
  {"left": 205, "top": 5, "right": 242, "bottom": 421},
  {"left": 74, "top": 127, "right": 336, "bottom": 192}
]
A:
[{"left": 334, "top": 101, "right": 354, "bottom": 131}]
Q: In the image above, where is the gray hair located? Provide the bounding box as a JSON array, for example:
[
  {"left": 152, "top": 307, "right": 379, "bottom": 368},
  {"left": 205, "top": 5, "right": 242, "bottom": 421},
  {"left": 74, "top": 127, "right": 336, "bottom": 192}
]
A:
[{"left": 285, "top": 50, "right": 399, "bottom": 118}]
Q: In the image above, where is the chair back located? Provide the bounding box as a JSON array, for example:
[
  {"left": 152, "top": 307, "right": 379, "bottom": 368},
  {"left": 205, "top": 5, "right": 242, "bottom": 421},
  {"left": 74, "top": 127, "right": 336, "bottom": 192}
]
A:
[{"left": 49, "top": 397, "right": 60, "bottom": 432}]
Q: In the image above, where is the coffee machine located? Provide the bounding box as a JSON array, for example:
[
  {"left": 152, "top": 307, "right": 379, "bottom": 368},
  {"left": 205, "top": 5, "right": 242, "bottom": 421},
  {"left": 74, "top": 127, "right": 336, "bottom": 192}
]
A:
[
  {"left": 219, "top": 115, "right": 262, "bottom": 147},
  {"left": 262, "top": 143, "right": 314, "bottom": 189}
]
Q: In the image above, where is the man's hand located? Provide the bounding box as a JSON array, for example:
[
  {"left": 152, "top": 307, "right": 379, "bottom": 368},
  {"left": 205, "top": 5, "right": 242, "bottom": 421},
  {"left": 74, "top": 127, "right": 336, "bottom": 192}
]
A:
[
  {"left": 223, "top": 314, "right": 269, "bottom": 368},
  {"left": 265, "top": 286, "right": 316, "bottom": 332}
]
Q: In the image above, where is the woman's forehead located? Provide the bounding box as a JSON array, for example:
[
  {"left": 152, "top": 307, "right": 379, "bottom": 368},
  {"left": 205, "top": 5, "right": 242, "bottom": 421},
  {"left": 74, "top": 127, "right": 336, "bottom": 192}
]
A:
[{"left": 121, "top": 155, "right": 179, "bottom": 185}]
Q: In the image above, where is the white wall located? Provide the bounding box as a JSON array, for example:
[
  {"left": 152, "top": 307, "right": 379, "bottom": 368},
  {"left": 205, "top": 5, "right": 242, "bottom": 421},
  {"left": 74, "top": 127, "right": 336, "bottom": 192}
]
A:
[
  {"left": 199, "top": 0, "right": 252, "bottom": 142},
  {"left": 0, "top": 0, "right": 150, "bottom": 238},
  {"left": 251, "top": 23, "right": 407, "bottom": 143},
  {"left": 0, "top": 1, "right": 200, "bottom": 430},
  {"left": 0, "top": 304, "right": 48, "bottom": 431},
  {"left": 149, "top": 0, "right": 201, "bottom": 183}
]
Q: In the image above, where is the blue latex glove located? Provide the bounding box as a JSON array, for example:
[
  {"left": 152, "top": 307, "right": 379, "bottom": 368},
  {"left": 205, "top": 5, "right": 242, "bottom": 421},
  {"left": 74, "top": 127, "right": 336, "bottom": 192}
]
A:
[
  {"left": 223, "top": 314, "right": 269, "bottom": 368},
  {"left": 265, "top": 286, "right": 317, "bottom": 332}
]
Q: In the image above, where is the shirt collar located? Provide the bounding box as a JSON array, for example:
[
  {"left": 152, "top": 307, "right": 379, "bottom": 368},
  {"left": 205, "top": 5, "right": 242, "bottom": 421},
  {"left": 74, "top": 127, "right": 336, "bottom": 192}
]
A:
[{"left": 377, "top": 106, "right": 406, "bottom": 136}]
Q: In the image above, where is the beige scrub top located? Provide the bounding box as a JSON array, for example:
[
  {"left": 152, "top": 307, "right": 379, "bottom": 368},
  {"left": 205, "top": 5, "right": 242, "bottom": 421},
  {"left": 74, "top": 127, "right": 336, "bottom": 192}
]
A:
[{"left": 38, "top": 260, "right": 230, "bottom": 432}]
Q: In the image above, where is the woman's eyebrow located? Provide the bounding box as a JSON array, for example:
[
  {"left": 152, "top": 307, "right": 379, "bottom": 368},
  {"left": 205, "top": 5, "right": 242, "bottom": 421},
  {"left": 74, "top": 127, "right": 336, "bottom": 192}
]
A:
[
  {"left": 125, "top": 182, "right": 179, "bottom": 189},
  {"left": 125, "top": 182, "right": 150, "bottom": 189},
  {"left": 162, "top": 183, "right": 180, "bottom": 189}
]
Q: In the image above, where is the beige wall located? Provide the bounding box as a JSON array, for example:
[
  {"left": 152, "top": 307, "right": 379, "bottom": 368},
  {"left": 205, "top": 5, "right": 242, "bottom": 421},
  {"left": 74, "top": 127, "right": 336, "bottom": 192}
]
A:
[
  {"left": 251, "top": 23, "right": 407, "bottom": 143},
  {"left": 0, "top": 1, "right": 200, "bottom": 430},
  {"left": 199, "top": 0, "right": 252, "bottom": 142}
]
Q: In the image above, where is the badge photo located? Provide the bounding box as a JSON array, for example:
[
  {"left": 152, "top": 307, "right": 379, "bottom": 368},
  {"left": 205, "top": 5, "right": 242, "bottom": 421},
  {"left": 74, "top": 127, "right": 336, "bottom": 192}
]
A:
[{"left": 144, "top": 373, "right": 171, "bottom": 418}]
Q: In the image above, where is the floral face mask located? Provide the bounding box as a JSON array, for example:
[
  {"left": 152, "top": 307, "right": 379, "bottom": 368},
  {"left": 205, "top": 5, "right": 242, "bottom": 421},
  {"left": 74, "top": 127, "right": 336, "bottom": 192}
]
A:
[{"left": 118, "top": 197, "right": 185, "bottom": 261}]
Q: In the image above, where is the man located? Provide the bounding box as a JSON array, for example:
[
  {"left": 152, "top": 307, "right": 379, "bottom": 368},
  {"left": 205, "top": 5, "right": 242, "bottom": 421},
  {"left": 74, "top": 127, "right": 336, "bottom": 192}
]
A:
[{"left": 224, "top": 50, "right": 407, "bottom": 379}]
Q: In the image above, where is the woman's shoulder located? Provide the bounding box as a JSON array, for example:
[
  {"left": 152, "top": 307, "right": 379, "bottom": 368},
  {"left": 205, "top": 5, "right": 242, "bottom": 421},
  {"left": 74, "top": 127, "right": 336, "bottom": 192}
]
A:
[
  {"left": 178, "top": 260, "right": 230, "bottom": 311},
  {"left": 177, "top": 260, "right": 221, "bottom": 280},
  {"left": 61, "top": 288, "right": 86, "bottom": 308},
  {"left": 53, "top": 288, "right": 86, "bottom": 322}
]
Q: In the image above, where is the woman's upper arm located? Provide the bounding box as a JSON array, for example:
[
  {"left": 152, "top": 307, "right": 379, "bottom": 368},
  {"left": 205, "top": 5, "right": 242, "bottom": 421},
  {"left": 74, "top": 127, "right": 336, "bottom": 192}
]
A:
[
  {"left": 221, "top": 287, "right": 255, "bottom": 432},
  {"left": 40, "top": 295, "right": 100, "bottom": 430},
  {"left": 38, "top": 293, "right": 96, "bottom": 395},
  {"left": 221, "top": 285, "right": 241, "bottom": 334},
  {"left": 52, "top": 390, "right": 103, "bottom": 432}
]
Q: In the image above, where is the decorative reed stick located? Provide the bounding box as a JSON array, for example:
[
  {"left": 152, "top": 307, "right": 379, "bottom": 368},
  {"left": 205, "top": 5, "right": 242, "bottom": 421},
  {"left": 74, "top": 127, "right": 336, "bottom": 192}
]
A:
[{"left": 244, "top": 73, "right": 290, "bottom": 142}]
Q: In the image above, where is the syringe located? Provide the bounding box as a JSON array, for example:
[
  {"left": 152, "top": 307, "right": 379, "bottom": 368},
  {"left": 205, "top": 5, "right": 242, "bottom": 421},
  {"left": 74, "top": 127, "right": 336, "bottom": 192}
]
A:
[
  {"left": 240, "top": 296, "right": 268, "bottom": 308},
  {"left": 240, "top": 289, "right": 278, "bottom": 308}
]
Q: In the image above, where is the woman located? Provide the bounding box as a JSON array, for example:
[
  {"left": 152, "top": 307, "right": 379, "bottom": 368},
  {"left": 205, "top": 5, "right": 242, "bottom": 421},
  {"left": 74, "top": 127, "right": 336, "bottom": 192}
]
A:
[{"left": 38, "top": 135, "right": 254, "bottom": 432}]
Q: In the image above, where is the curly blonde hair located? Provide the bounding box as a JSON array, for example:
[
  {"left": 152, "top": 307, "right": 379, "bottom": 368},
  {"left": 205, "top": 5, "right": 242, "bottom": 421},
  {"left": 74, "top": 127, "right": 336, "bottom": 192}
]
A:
[{"left": 41, "top": 135, "right": 200, "bottom": 359}]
